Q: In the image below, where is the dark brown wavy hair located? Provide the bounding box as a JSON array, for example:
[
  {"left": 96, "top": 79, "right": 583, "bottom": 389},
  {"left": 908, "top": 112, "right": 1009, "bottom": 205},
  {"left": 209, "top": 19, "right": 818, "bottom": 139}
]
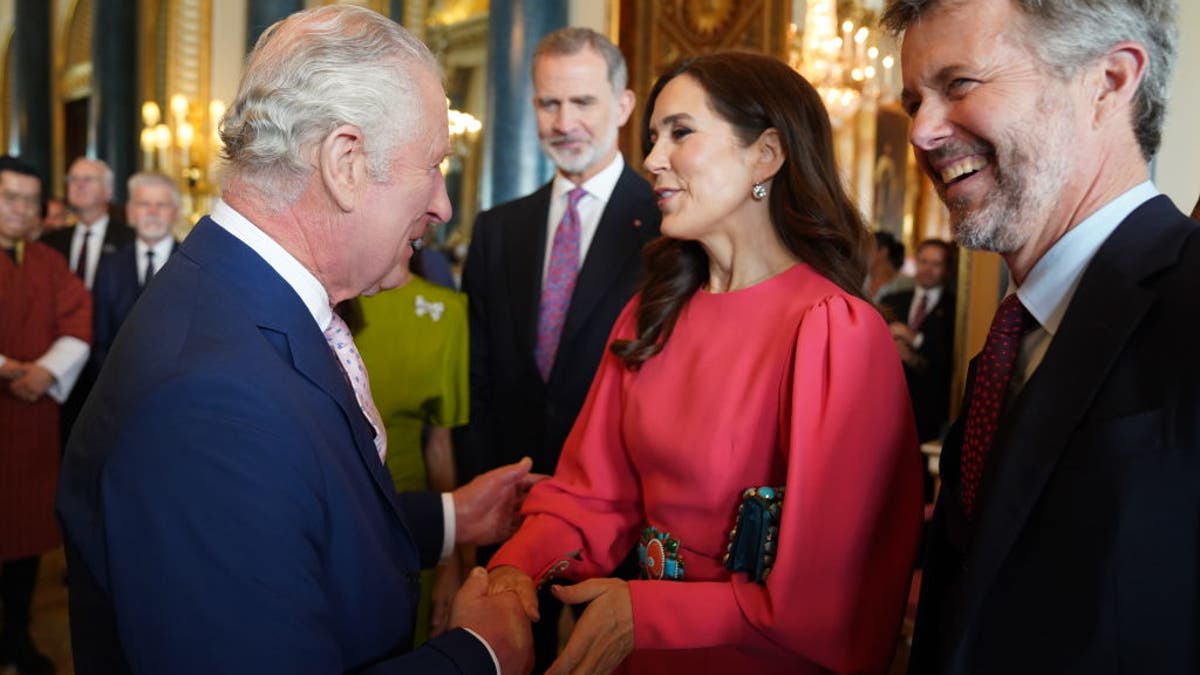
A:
[{"left": 611, "top": 52, "right": 868, "bottom": 369}]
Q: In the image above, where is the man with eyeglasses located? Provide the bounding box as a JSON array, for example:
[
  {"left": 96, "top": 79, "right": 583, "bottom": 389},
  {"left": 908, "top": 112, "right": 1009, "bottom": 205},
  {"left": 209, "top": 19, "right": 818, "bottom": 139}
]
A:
[
  {"left": 41, "top": 158, "right": 134, "bottom": 454},
  {"left": 41, "top": 158, "right": 133, "bottom": 289},
  {"left": 0, "top": 155, "right": 91, "bottom": 675}
]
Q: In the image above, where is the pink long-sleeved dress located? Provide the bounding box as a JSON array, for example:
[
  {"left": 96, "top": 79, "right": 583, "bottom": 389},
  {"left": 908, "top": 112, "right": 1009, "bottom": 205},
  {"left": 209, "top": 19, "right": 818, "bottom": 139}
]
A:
[{"left": 492, "top": 263, "right": 923, "bottom": 674}]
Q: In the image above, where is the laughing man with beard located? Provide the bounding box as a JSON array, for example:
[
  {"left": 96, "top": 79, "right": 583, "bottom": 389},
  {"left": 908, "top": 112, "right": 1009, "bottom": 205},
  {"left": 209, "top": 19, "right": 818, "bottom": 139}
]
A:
[{"left": 886, "top": 1, "right": 1200, "bottom": 673}]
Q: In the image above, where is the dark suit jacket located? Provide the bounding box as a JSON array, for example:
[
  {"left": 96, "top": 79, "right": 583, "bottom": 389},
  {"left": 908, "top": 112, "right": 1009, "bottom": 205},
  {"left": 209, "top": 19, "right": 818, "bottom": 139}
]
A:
[
  {"left": 40, "top": 218, "right": 135, "bottom": 279},
  {"left": 56, "top": 219, "right": 493, "bottom": 675},
  {"left": 461, "top": 164, "right": 660, "bottom": 478},
  {"left": 90, "top": 239, "right": 177, "bottom": 368},
  {"left": 41, "top": 218, "right": 136, "bottom": 447},
  {"left": 910, "top": 196, "right": 1200, "bottom": 675},
  {"left": 881, "top": 288, "right": 955, "bottom": 443}
]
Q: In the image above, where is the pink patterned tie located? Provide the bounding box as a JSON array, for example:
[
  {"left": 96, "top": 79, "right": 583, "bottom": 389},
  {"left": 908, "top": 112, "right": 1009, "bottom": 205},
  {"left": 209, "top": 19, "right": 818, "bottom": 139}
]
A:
[
  {"left": 536, "top": 187, "right": 586, "bottom": 381},
  {"left": 323, "top": 312, "right": 387, "bottom": 463},
  {"left": 959, "top": 294, "right": 1035, "bottom": 519}
]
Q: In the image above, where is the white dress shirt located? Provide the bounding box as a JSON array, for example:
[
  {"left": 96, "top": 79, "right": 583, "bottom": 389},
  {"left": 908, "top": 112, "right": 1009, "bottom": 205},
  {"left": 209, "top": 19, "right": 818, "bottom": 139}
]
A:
[
  {"left": 542, "top": 153, "right": 626, "bottom": 280},
  {"left": 70, "top": 215, "right": 110, "bottom": 289},
  {"left": 1011, "top": 181, "right": 1159, "bottom": 392}
]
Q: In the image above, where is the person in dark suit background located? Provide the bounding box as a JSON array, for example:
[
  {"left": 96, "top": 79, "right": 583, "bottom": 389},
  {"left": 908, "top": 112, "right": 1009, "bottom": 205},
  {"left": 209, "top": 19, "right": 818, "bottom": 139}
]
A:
[
  {"left": 881, "top": 238, "right": 956, "bottom": 445},
  {"left": 90, "top": 172, "right": 180, "bottom": 369},
  {"left": 40, "top": 158, "right": 131, "bottom": 289},
  {"left": 460, "top": 26, "right": 660, "bottom": 671},
  {"left": 884, "top": 1, "right": 1199, "bottom": 673},
  {"left": 1191, "top": 191, "right": 1199, "bottom": 220},
  {"left": 40, "top": 157, "right": 134, "bottom": 452},
  {"left": 57, "top": 6, "right": 537, "bottom": 675}
]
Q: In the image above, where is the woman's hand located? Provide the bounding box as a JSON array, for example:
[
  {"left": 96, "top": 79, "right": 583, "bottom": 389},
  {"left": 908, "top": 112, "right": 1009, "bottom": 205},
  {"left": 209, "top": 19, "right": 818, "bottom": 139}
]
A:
[
  {"left": 487, "top": 565, "right": 540, "bottom": 621},
  {"left": 546, "top": 579, "right": 633, "bottom": 675}
]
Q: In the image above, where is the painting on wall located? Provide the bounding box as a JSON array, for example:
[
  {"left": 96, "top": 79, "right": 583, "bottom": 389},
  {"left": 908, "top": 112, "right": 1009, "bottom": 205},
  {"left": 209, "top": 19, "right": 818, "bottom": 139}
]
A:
[{"left": 872, "top": 103, "right": 909, "bottom": 238}]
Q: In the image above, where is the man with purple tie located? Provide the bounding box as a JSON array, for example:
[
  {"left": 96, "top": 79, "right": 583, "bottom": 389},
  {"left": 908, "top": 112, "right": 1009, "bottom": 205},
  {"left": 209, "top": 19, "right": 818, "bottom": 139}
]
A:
[{"left": 885, "top": 1, "right": 1200, "bottom": 673}]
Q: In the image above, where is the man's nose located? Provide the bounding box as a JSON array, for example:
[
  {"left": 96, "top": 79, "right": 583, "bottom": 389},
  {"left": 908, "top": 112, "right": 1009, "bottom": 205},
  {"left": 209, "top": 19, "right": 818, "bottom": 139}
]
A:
[{"left": 909, "top": 99, "right": 952, "bottom": 153}]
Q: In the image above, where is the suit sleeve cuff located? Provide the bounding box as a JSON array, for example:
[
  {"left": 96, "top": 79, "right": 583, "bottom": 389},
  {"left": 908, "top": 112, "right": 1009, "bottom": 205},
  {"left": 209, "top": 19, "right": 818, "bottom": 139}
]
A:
[
  {"left": 37, "top": 336, "right": 90, "bottom": 403},
  {"left": 460, "top": 627, "right": 502, "bottom": 674}
]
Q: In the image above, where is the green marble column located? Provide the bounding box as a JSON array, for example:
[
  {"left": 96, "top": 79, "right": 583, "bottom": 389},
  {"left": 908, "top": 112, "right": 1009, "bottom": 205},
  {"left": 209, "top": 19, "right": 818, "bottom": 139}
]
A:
[
  {"left": 9, "top": 0, "right": 52, "bottom": 182},
  {"left": 481, "top": 0, "right": 568, "bottom": 208},
  {"left": 90, "top": 0, "right": 138, "bottom": 201}
]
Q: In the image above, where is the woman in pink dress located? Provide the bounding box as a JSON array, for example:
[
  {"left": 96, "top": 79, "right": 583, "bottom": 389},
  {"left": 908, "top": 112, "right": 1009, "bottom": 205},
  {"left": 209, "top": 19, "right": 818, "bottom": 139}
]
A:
[{"left": 488, "top": 52, "right": 923, "bottom": 675}]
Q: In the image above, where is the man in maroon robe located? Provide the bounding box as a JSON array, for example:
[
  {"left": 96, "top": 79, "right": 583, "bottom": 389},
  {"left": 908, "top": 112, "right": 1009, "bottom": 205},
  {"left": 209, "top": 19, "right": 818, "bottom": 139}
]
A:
[{"left": 0, "top": 156, "right": 91, "bottom": 675}]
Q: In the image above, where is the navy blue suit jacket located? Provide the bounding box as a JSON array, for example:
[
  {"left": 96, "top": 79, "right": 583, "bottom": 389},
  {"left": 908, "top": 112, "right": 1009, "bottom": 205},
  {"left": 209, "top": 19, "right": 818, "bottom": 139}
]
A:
[
  {"left": 90, "top": 240, "right": 177, "bottom": 368},
  {"left": 910, "top": 195, "right": 1200, "bottom": 674},
  {"left": 57, "top": 218, "right": 493, "bottom": 675}
]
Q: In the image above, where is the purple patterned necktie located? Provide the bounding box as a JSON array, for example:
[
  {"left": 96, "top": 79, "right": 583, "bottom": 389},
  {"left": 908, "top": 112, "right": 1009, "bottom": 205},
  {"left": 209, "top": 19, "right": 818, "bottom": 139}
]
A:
[
  {"left": 323, "top": 313, "right": 387, "bottom": 463},
  {"left": 959, "top": 294, "right": 1035, "bottom": 519},
  {"left": 536, "top": 187, "right": 587, "bottom": 381}
]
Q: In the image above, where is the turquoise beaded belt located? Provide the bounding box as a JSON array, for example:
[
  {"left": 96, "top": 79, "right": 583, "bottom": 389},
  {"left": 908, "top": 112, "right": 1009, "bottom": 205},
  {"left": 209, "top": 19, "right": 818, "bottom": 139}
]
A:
[{"left": 637, "top": 526, "right": 685, "bottom": 580}]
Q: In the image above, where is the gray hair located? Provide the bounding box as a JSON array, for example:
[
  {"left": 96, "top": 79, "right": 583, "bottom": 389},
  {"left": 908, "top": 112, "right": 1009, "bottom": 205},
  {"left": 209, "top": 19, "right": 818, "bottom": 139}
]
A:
[
  {"left": 533, "top": 27, "right": 629, "bottom": 93},
  {"left": 127, "top": 172, "right": 182, "bottom": 208},
  {"left": 881, "top": 0, "right": 1178, "bottom": 160},
  {"left": 70, "top": 157, "right": 115, "bottom": 193},
  {"left": 219, "top": 5, "right": 440, "bottom": 209}
]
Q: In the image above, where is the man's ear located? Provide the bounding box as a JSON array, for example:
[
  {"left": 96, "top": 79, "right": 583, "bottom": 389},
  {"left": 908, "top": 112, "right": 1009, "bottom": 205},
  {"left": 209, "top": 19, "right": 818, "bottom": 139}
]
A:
[
  {"left": 753, "top": 128, "right": 785, "bottom": 183},
  {"left": 616, "top": 88, "right": 636, "bottom": 127},
  {"left": 1093, "top": 41, "right": 1148, "bottom": 127},
  {"left": 319, "top": 124, "right": 367, "bottom": 213}
]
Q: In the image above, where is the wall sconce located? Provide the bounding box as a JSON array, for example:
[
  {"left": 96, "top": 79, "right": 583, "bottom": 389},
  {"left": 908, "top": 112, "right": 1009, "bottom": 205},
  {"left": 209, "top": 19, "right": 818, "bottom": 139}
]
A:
[
  {"left": 442, "top": 103, "right": 482, "bottom": 175},
  {"left": 140, "top": 94, "right": 225, "bottom": 223}
]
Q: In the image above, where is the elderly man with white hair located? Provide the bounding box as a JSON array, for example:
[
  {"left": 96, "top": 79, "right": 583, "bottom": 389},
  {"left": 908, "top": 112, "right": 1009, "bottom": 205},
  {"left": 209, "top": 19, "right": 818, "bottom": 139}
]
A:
[{"left": 57, "top": 7, "right": 535, "bottom": 675}]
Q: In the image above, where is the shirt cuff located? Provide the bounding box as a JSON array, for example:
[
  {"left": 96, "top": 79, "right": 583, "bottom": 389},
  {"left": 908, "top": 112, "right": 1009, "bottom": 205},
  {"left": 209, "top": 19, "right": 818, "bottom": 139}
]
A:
[
  {"left": 36, "top": 336, "right": 90, "bottom": 403},
  {"left": 460, "top": 627, "right": 502, "bottom": 674},
  {"left": 440, "top": 492, "right": 456, "bottom": 562}
]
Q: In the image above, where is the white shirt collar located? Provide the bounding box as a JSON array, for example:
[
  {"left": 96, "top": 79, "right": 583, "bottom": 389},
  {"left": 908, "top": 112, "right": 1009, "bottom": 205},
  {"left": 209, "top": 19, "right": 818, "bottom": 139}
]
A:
[
  {"left": 209, "top": 199, "right": 333, "bottom": 331},
  {"left": 550, "top": 153, "right": 624, "bottom": 205},
  {"left": 135, "top": 236, "right": 174, "bottom": 259},
  {"left": 1015, "top": 181, "right": 1158, "bottom": 336},
  {"left": 77, "top": 214, "right": 109, "bottom": 239}
]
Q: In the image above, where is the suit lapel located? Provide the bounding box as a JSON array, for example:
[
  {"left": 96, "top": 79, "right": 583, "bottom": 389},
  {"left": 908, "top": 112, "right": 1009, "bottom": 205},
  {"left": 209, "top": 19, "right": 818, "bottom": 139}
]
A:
[
  {"left": 558, "top": 166, "right": 651, "bottom": 351},
  {"left": 505, "top": 183, "right": 553, "bottom": 365},
  {"left": 956, "top": 195, "right": 1192, "bottom": 628},
  {"left": 183, "top": 220, "right": 412, "bottom": 529}
]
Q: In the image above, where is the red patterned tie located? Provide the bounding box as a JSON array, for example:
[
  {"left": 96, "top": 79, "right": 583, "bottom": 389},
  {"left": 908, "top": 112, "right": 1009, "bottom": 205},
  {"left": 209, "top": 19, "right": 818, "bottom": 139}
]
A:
[
  {"left": 959, "top": 294, "right": 1035, "bottom": 519},
  {"left": 535, "top": 187, "right": 586, "bottom": 381},
  {"left": 909, "top": 292, "right": 930, "bottom": 331}
]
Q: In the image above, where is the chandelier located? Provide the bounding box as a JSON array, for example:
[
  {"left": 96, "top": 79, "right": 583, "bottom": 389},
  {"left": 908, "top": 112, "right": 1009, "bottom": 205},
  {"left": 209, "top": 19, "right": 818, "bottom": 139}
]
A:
[
  {"left": 139, "top": 94, "right": 225, "bottom": 223},
  {"left": 790, "top": 0, "right": 897, "bottom": 125}
]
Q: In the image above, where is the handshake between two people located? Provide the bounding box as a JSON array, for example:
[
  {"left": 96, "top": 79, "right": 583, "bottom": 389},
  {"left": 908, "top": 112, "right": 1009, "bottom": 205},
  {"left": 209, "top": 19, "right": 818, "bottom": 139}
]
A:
[
  {"left": 442, "top": 458, "right": 547, "bottom": 675},
  {"left": 442, "top": 459, "right": 634, "bottom": 674}
]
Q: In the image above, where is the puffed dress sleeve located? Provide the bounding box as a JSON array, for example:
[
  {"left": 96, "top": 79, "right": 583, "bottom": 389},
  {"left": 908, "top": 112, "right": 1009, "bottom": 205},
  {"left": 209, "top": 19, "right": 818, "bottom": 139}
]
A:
[
  {"left": 489, "top": 300, "right": 644, "bottom": 582},
  {"left": 627, "top": 295, "right": 923, "bottom": 673}
]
